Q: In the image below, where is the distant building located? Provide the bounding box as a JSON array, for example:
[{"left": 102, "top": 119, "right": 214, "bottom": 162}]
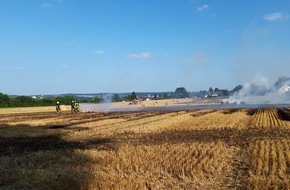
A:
[{"left": 204, "top": 91, "right": 224, "bottom": 98}]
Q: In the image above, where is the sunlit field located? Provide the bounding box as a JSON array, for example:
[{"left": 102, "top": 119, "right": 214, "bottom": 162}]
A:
[{"left": 1, "top": 105, "right": 290, "bottom": 189}]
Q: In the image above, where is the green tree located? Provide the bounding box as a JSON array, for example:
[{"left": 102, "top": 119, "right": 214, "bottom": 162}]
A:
[
  {"left": 209, "top": 87, "right": 213, "bottom": 93},
  {"left": 232, "top": 85, "right": 243, "bottom": 92},
  {"left": 112, "top": 94, "right": 121, "bottom": 102},
  {"left": 40, "top": 98, "right": 54, "bottom": 106},
  {"left": 10, "top": 96, "right": 36, "bottom": 107},
  {"left": 174, "top": 87, "right": 188, "bottom": 98},
  {"left": 91, "top": 97, "right": 102, "bottom": 103},
  {"left": 163, "top": 93, "right": 169, "bottom": 99},
  {"left": 0, "top": 93, "right": 10, "bottom": 107},
  {"left": 130, "top": 92, "right": 137, "bottom": 101},
  {"left": 60, "top": 96, "right": 75, "bottom": 105}
]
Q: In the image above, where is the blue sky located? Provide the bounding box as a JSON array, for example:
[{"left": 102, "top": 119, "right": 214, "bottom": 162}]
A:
[{"left": 0, "top": 0, "right": 289, "bottom": 95}]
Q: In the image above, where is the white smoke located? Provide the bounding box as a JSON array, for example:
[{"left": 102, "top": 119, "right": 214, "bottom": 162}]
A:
[
  {"left": 79, "top": 94, "right": 115, "bottom": 112},
  {"left": 225, "top": 74, "right": 290, "bottom": 105}
]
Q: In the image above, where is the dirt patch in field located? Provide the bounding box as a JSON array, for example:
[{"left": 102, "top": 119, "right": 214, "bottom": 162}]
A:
[
  {"left": 277, "top": 108, "right": 290, "bottom": 121},
  {"left": 190, "top": 109, "right": 216, "bottom": 117},
  {"left": 0, "top": 135, "right": 113, "bottom": 156},
  {"left": 118, "top": 127, "right": 290, "bottom": 147},
  {"left": 246, "top": 109, "right": 259, "bottom": 116},
  {"left": 221, "top": 109, "right": 240, "bottom": 114}
]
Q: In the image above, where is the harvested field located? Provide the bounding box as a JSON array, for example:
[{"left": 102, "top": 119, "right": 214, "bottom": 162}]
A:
[{"left": 1, "top": 105, "right": 290, "bottom": 189}]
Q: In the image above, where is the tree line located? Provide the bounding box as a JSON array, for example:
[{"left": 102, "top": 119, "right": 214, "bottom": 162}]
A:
[
  {"left": 0, "top": 85, "right": 242, "bottom": 108},
  {"left": 0, "top": 93, "right": 102, "bottom": 108},
  {"left": 111, "top": 88, "right": 189, "bottom": 102}
]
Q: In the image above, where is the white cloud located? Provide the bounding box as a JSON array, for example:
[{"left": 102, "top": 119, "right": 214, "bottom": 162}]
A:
[
  {"left": 42, "top": 3, "right": 52, "bottom": 8},
  {"left": 94, "top": 50, "right": 105, "bottom": 55},
  {"left": 128, "top": 52, "right": 151, "bottom": 59},
  {"left": 197, "top": 4, "right": 209, "bottom": 11},
  {"left": 263, "top": 12, "right": 289, "bottom": 21}
]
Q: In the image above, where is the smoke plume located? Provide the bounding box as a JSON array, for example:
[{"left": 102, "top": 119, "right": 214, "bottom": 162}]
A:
[{"left": 226, "top": 74, "right": 290, "bottom": 104}]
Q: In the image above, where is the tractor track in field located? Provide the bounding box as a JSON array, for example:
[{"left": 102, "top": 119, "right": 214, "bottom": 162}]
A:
[
  {"left": 114, "top": 127, "right": 290, "bottom": 147},
  {"left": 0, "top": 111, "right": 169, "bottom": 125},
  {"left": 47, "top": 111, "right": 169, "bottom": 129},
  {"left": 2, "top": 126, "right": 289, "bottom": 155}
]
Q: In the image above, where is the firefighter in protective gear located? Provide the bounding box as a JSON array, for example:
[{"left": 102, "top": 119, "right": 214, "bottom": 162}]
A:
[{"left": 56, "top": 101, "right": 61, "bottom": 112}]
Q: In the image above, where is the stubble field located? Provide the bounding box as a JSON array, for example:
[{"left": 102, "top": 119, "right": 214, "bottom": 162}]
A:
[{"left": 1, "top": 104, "right": 290, "bottom": 189}]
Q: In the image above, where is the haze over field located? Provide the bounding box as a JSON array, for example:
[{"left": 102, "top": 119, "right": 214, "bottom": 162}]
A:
[{"left": 0, "top": 0, "right": 289, "bottom": 95}]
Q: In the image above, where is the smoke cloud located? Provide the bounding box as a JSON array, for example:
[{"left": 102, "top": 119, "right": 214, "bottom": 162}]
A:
[{"left": 225, "top": 74, "right": 290, "bottom": 105}]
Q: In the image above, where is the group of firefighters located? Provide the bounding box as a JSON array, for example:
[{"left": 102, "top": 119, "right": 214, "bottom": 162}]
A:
[{"left": 55, "top": 100, "right": 79, "bottom": 113}]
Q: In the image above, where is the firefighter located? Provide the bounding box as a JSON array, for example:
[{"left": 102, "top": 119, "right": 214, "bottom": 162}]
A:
[
  {"left": 71, "top": 100, "right": 75, "bottom": 113},
  {"left": 56, "top": 101, "right": 61, "bottom": 112},
  {"left": 74, "top": 101, "right": 79, "bottom": 112}
]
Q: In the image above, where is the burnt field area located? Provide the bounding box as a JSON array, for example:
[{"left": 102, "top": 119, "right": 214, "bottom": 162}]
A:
[{"left": 1, "top": 107, "right": 290, "bottom": 189}]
